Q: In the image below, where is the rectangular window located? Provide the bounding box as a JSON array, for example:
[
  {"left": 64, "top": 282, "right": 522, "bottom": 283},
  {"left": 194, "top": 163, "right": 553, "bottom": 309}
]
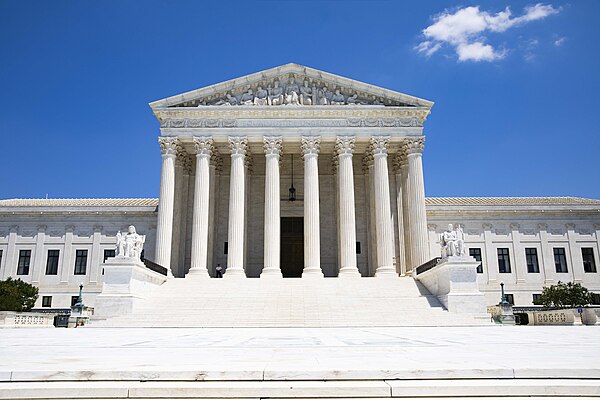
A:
[
  {"left": 497, "top": 248, "right": 511, "bottom": 273},
  {"left": 224, "top": 242, "right": 228, "bottom": 255},
  {"left": 356, "top": 242, "right": 361, "bottom": 255},
  {"left": 591, "top": 293, "right": 600, "bottom": 305},
  {"left": 525, "top": 248, "right": 540, "bottom": 273},
  {"left": 532, "top": 294, "right": 542, "bottom": 304},
  {"left": 17, "top": 250, "right": 31, "bottom": 275},
  {"left": 42, "top": 296, "right": 52, "bottom": 308},
  {"left": 582, "top": 248, "right": 597, "bottom": 273},
  {"left": 0, "top": 249, "right": 3, "bottom": 269},
  {"left": 71, "top": 296, "right": 79, "bottom": 306},
  {"left": 103, "top": 249, "right": 115, "bottom": 262},
  {"left": 45, "top": 250, "right": 60, "bottom": 275},
  {"left": 505, "top": 294, "right": 515, "bottom": 305},
  {"left": 553, "top": 248, "right": 568, "bottom": 273},
  {"left": 469, "top": 248, "right": 483, "bottom": 273},
  {"left": 74, "top": 250, "right": 88, "bottom": 275}
]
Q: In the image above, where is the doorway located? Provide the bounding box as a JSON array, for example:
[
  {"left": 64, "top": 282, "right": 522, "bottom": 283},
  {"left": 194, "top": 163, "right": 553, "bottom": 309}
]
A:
[{"left": 280, "top": 217, "right": 304, "bottom": 277}]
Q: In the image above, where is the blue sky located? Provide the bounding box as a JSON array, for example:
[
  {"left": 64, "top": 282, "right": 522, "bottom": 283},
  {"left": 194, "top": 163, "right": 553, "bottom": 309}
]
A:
[{"left": 1, "top": 0, "right": 598, "bottom": 199}]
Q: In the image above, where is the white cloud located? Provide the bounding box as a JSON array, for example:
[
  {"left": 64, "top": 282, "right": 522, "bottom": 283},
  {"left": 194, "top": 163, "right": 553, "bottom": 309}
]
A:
[
  {"left": 417, "top": 3, "right": 560, "bottom": 62},
  {"left": 554, "top": 36, "right": 566, "bottom": 46}
]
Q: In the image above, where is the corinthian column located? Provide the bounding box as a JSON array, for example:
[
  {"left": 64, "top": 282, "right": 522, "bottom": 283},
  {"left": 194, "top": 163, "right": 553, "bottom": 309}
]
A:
[
  {"left": 404, "top": 137, "right": 429, "bottom": 270},
  {"left": 155, "top": 137, "right": 178, "bottom": 277},
  {"left": 393, "top": 152, "right": 407, "bottom": 276},
  {"left": 188, "top": 137, "right": 213, "bottom": 277},
  {"left": 301, "top": 136, "right": 323, "bottom": 277},
  {"left": 335, "top": 136, "right": 360, "bottom": 277},
  {"left": 261, "top": 136, "right": 282, "bottom": 277},
  {"left": 226, "top": 136, "right": 248, "bottom": 277},
  {"left": 371, "top": 136, "right": 397, "bottom": 277}
]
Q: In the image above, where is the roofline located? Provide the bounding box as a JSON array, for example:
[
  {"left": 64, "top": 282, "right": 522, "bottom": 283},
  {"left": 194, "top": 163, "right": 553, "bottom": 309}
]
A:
[{"left": 148, "top": 63, "right": 434, "bottom": 109}]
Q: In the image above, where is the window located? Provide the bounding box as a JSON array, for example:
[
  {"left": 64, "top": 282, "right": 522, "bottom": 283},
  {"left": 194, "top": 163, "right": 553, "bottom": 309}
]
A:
[
  {"left": 17, "top": 250, "right": 31, "bottom": 275},
  {"left": 469, "top": 248, "right": 483, "bottom": 273},
  {"left": 356, "top": 242, "right": 361, "bottom": 255},
  {"left": 582, "top": 248, "right": 597, "bottom": 273},
  {"left": 224, "top": 242, "right": 228, "bottom": 255},
  {"left": 103, "top": 249, "right": 115, "bottom": 262},
  {"left": 525, "top": 248, "right": 540, "bottom": 273},
  {"left": 42, "top": 296, "right": 52, "bottom": 308},
  {"left": 71, "top": 296, "right": 79, "bottom": 306},
  {"left": 591, "top": 293, "right": 600, "bottom": 305},
  {"left": 45, "top": 250, "right": 60, "bottom": 275},
  {"left": 74, "top": 250, "right": 88, "bottom": 275},
  {"left": 505, "top": 294, "right": 515, "bottom": 305},
  {"left": 532, "top": 294, "right": 542, "bottom": 304},
  {"left": 0, "top": 249, "right": 3, "bottom": 269},
  {"left": 497, "top": 248, "right": 511, "bottom": 273},
  {"left": 553, "top": 248, "right": 568, "bottom": 273}
]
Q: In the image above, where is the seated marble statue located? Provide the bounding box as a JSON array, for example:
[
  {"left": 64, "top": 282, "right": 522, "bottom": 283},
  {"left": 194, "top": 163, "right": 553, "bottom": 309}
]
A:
[
  {"left": 299, "top": 80, "right": 312, "bottom": 105},
  {"left": 268, "top": 80, "right": 284, "bottom": 105},
  {"left": 240, "top": 88, "right": 255, "bottom": 105},
  {"left": 346, "top": 93, "right": 359, "bottom": 104},
  {"left": 440, "top": 223, "right": 467, "bottom": 258},
  {"left": 254, "top": 86, "right": 268, "bottom": 106},
  {"left": 116, "top": 225, "right": 146, "bottom": 260},
  {"left": 285, "top": 78, "right": 300, "bottom": 105},
  {"left": 214, "top": 93, "right": 238, "bottom": 106},
  {"left": 330, "top": 89, "right": 345, "bottom": 105},
  {"left": 317, "top": 85, "right": 331, "bottom": 105}
]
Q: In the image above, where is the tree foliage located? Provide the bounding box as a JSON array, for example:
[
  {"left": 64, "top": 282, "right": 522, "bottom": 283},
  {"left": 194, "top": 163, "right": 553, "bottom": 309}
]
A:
[
  {"left": 0, "top": 278, "right": 39, "bottom": 312},
  {"left": 533, "top": 281, "right": 592, "bottom": 308}
]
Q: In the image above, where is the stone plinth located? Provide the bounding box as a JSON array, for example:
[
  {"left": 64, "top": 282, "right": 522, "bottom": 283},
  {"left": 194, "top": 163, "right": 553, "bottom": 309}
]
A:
[
  {"left": 415, "top": 256, "right": 486, "bottom": 314},
  {"left": 93, "top": 257, "right": 167, "bottom": 318}
]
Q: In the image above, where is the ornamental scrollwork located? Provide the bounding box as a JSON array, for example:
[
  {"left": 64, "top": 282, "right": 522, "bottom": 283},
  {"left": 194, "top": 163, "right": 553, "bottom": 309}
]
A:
[
  {"left": 158, "top": 137, "right": 179, "bottom": 156},
  {"left": 263, "top": 136, "right": 282, "bottom": 156},
  {"left": 193, "top": 136, "right": 214, "bottom": 157},
  {"left": 300, "top": 136, "right": 321, "bottom": 158},
  {"left": 369, "top": 136, "right": 390, "bottom": 156},
  {"left": 228, "top": 136, "right": 248, "bottom": 157},
  {"left": 403, "top": 137, "right": 425, "bottom": 155},
  {"left": 334, "top": 136, "right": 355, "bottom": 156}
]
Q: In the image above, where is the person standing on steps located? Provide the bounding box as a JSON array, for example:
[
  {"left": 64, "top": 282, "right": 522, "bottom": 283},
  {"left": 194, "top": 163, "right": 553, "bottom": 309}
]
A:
[{"left": 215, "top": 263, "right": 223, "bottom": 278}]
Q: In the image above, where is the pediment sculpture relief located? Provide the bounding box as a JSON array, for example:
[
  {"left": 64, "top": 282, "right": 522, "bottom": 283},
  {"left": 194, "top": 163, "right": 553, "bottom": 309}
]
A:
[{"left": 172, "top": 74, "right": 412, "bottom": 107}]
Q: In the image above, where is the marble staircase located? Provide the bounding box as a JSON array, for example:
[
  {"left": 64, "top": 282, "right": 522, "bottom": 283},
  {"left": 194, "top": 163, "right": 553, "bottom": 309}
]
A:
[{"left": 91, "top": 276, "right": 490, "bottom": 327}]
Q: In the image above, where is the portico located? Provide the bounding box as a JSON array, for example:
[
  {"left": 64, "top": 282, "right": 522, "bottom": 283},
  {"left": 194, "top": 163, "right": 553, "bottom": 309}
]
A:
[{"left": 149, "top": 63, "right": 433, "bottom": 278}]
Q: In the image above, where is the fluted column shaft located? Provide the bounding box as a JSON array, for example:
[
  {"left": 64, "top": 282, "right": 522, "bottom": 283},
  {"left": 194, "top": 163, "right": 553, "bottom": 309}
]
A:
[
  {"left": 262, "top": 136, "right": 282, "bottom": 277},
  {"left": 371, "top": 137, "right": 397, "bottom": 277},
  {"left": 155, "top": 137, "right": 178, "bottom": 277},
  {"left": 189, "top": 137, "right": 213, "bottom": 277},
  {"left": 393, "top": 153, "right": 408, "bottom": 276},
  {"left": 336, "top": 136, "right": 360, "bottom": 277},
  {"left": 301, "top": 136, "right": 323, "bottom": 277},
  {"left": 405, "top": 137, "right": 429, "bottom": 270},
  {"left": 226, "top": 136, "right": 247, "bottom": 277}
]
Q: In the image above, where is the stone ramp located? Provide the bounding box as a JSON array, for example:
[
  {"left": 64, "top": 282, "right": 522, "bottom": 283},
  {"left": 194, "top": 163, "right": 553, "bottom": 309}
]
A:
[{"left": 91, "top": 277, "right": 489, "bottom": 327}]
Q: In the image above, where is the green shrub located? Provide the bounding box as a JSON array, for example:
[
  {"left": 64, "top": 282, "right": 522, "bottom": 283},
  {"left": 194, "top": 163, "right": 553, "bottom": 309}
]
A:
[
  {"left": 533, "top": 281, "right": 592, "bottom": 308},
  {"left": 0, "top": 278, "right": 39, "bottom": 312}
]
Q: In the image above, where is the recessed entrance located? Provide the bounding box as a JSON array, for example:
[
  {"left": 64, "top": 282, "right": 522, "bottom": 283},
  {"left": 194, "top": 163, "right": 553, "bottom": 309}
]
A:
[{"left": 280, "top": 217, "right": 304, "bottom": 277}]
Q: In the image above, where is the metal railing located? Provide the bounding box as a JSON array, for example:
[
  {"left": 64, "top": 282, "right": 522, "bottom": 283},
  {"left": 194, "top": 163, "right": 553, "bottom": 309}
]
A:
[
  {"left": 415, "top": 257, "right": 442, "bottom": 275},
  {"left": 143, "top": 259, "right": 168, "bottom": 276}
]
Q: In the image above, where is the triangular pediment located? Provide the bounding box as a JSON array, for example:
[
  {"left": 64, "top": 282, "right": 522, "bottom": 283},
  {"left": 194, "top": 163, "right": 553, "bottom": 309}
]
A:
[{"left": 149, "top": 63, "right": 433, "bottom": 109}]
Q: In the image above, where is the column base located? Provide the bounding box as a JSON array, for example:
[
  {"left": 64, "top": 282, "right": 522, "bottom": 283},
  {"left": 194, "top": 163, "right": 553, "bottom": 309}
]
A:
[
  {"left": 260, "top": 268, "right": 283, "bottom": 278},
  {"left": 374, "top": 266, "right": 398, "bottom": 277},
  {"left": 224, "top": 268, "right": 246, "bottom": 278},
  {"left": 338, "top": 267, "right": 361, "bottom": 278},
  {"left": 302, "top": 267, "right": 324, "bottom": 278},
  {"left": 186, "top": 268, "right": 211, "bottom": 278}
]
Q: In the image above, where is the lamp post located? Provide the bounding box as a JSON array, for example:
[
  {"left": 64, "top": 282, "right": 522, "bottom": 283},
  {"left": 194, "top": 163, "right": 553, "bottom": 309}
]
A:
[
  {"left": 288, "top": 154, "right": 296, "bottom": 201},
  {"left": 500, "top": 282, "right": 509, "bottom": 306},
  {"left": 74, "top": 284, "right": 84, "bottom": 307}
]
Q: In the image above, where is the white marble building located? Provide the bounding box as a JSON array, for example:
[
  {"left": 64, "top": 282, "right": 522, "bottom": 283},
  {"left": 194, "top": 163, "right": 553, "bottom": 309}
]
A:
[{"left": 0, "top": 64, "right": 599, "bottom": 310}]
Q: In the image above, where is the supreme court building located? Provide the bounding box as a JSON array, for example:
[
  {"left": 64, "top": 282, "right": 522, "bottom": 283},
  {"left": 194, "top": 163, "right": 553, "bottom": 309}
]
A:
[{"left": 1, "top": 64, "right": 599, "bottom": 317}]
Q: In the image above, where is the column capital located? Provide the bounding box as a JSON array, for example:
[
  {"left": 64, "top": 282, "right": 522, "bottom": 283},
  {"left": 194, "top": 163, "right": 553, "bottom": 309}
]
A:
[
  {"left": 228, "top": 136, "right": 248, "bottom": 156},
  {"left": 158, "top": 137, "right": 179, "bottom": 156},
  {"left": 263, "top": 136, "right": 282, "bottom": 157},
  {"left": 301, "top": 136, "right": 321, "bottom": 158},
  {"left": 361, "top": 153, "right": 373, "bottom": 174},
  {"left": 370, "top": 136, "right": 390, "bottom": 157},
  {"left": 334, "top": 135, "right": 355, "bottom": 156},
  {"left": 193, "top": 136, "right": 214, "bottom": 157},
  {"left": 404, "top": 137, "right": 425, "bottom": 155},
  {"left": 392, "top": 149, "right": 408, "bottom": 172}
]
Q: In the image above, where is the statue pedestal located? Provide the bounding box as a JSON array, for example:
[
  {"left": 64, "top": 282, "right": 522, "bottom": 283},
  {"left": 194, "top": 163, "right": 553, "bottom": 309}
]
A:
[
  {"left": 93, "top": 257, "right": 167, "bottom": 318},
  {"left": 414, "top": 256, "right": 487, "bottom": 314}
]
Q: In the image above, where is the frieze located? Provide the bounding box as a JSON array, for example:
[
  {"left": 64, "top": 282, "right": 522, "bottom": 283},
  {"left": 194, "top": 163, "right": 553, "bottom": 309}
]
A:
[{"left": 160, "top": 117, "right": 422, "bottom": 129}]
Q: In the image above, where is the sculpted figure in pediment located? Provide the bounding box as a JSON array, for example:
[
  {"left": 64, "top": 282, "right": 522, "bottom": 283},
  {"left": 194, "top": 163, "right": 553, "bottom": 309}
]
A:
[
  {"left": 268, "top": 80, "right": 284, "bottom": 106},
  {"left": 285, "top": 77, "right": 300, "bottom": 105},
  {"left": 299, "top": 80, "right": 312, "bottom": 105},
  {"left": 240, "top": 88, "right": 255, "bottom": 105},
  {"left": 346, "top": 93, "right": 359, "bottom": 104},
  {"left": 330, "top": 89, "right": 345, "bottom": 105},
  {"left": 254, "top": 86, "right": 268, "bottom": 106},
  {"left": 214, "top": 92, "right": 239, "bottom": 106},
  {"left": 317, "top": 85, "right": 332, "bottom": 105}
]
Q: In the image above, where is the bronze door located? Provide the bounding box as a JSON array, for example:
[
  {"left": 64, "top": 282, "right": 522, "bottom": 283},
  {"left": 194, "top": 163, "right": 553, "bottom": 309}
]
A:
[{"left": 280, "top": 217, "right": 304, "bottom": 277}]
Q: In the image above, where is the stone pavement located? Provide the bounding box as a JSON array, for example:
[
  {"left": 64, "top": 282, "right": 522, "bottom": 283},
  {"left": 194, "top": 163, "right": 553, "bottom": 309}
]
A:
[{"left": 1, "top": 326, "right": 599, "bottom": 398}]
